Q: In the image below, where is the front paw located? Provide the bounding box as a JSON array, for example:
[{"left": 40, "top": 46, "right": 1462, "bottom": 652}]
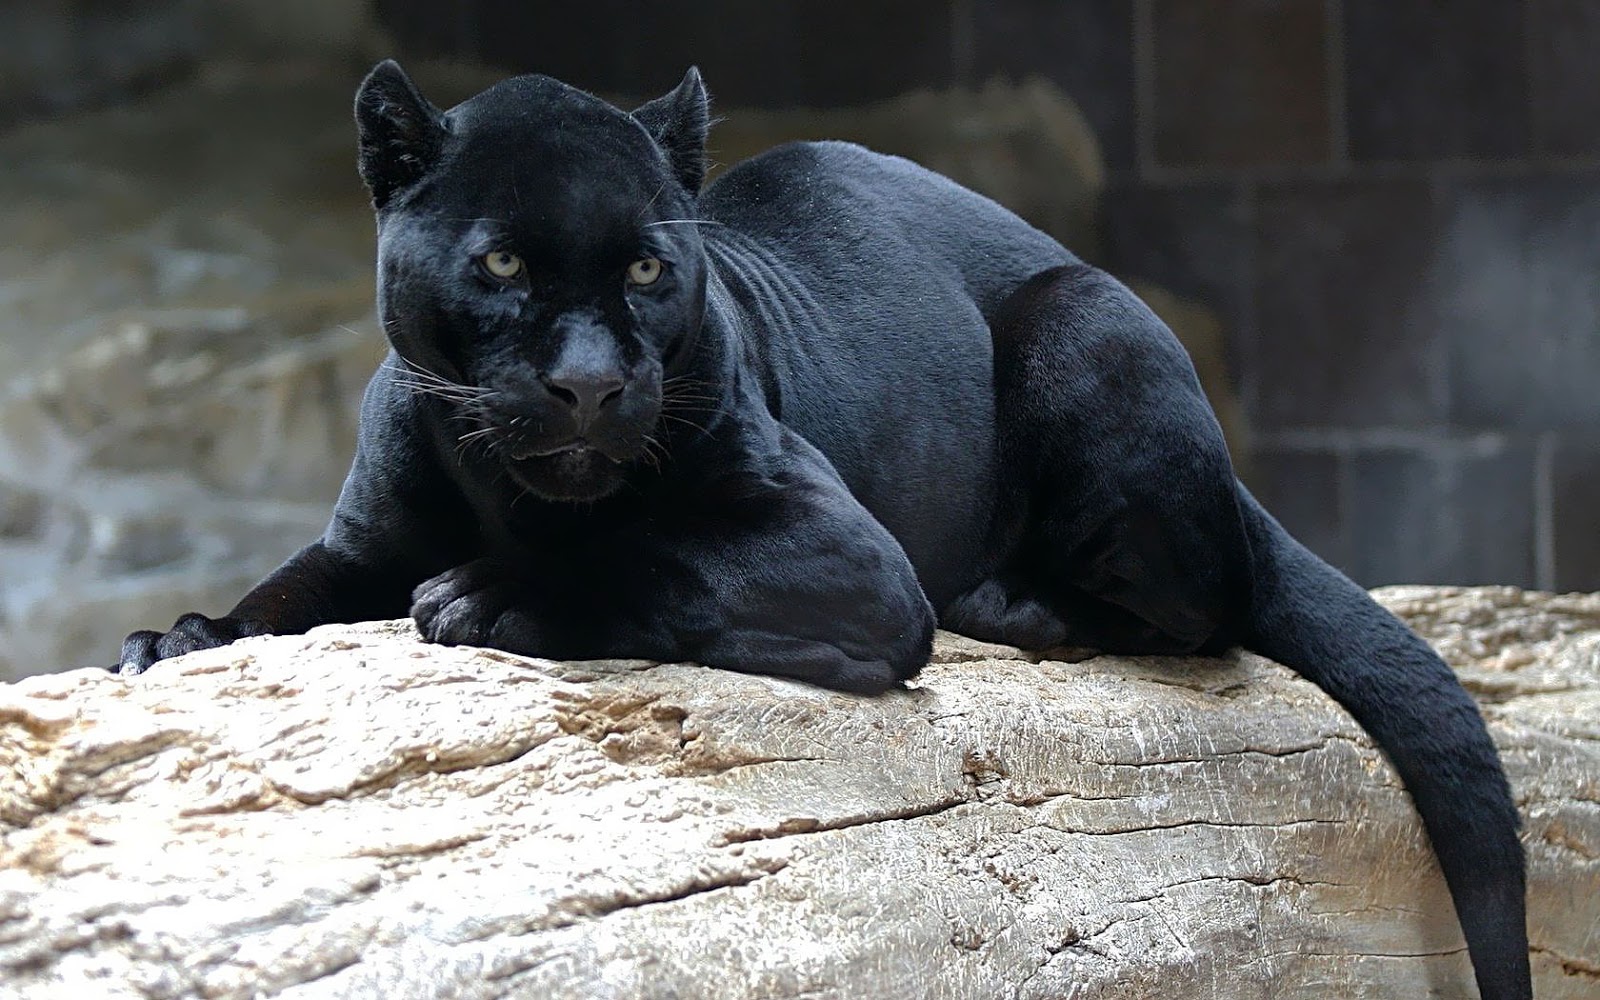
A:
[
  {"left": 410, "top": 559, "right": 541, "bottom": 653},
  {"left": 119, "top": 614, "right": 270, "bottom": 676}
]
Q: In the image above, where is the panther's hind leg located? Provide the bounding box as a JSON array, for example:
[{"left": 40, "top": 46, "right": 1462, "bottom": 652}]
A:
[
  {"left": 982, "top": 262, "right": 1253, "bottom": 655},
  {"left": 941, "top": 573, "right": 1227, "bottom": 657}
]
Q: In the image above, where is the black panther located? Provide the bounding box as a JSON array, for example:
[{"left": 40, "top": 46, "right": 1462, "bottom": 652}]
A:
[{"left": 119, "top": 61, "right": 1529, "bottom": 998}]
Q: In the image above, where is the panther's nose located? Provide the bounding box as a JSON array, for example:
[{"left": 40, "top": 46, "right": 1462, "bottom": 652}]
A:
[{"left": 542, "top": 371, "right": 625, "bottom": 424}]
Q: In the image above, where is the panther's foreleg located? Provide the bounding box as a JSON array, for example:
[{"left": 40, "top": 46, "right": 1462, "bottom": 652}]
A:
[
  {"left": 118, "top": 541, "right": 410, "bottom": 674},
  {"left": 412, "top": 428, "right": 936, "bottom": 694}
]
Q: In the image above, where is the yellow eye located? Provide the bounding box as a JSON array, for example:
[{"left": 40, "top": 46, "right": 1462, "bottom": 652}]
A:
[
  {"left": 626, "top": 257, "right": 663, "bottom": 286},
  {"left": 482, "top": 250, "right": 524, "bottom": 280}
]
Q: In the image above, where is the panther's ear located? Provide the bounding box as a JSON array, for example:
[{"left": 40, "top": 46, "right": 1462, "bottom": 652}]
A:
[
  {"left": 354, "top": 59, "right": 447, "bottom": 211},
  {"left": 632, "top": 67, "right": 710, "bottom": 194}
]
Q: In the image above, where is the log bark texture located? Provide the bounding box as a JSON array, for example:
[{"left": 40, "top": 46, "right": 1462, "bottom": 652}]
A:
[{"left": 1, "top": 586, "right": 1596, "bottom": 998}]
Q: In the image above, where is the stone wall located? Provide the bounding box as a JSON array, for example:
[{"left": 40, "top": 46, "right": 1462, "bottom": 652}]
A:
[
  {"left": 1100, "top": 1, "right": 1600, "bottom": 594},
  {"left": 0, "top": 64, "right": 384, "bottom": 680},
  {"left": 0, "top": 0, "right": 374, "bottom": 126}
]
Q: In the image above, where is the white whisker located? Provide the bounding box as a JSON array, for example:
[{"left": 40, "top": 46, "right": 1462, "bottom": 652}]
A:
[{"left": 642, "top": 219, "right": 727, "bottom": 229}]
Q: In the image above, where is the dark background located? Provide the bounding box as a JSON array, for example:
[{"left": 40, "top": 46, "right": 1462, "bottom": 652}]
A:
[{"left": 6, "top": 0, "right": 1599, "bottom": 592}]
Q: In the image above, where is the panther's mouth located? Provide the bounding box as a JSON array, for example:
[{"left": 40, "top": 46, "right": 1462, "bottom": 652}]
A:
[
  {"left": 502, "top": 442, "right": 630, "bottom": 503},
  {"left": 507, "top": 439, "right": 625, "bottom": 463},
  {"left": 510, "top": 440, "right": 596, "bottom": 460}
]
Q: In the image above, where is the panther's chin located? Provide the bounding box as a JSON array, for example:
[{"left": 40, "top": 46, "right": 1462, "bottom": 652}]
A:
[{"left": 504, "top": 446, "right": 629, "bottom": 503}]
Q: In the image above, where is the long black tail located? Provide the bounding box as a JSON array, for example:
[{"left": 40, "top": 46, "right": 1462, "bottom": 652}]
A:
[{"left": 1236, "top": 487, "right": 1529, "bottom": 1000}]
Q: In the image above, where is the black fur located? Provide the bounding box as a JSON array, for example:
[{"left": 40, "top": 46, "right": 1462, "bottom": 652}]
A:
[{"left": 119, "top": 62, "right": 1529, "bottom": 997}]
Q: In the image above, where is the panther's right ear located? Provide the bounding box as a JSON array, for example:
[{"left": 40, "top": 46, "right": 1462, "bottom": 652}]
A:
[
  {"left": 632, "top": 67, "right": 710, "bottom": 194},
  {"left": 354, "top": 60, "right": 447, "bottom": 211}
]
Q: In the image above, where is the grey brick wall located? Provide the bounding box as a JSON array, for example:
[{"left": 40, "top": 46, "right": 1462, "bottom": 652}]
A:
[
  {"left": 374, "top": 0, "right": 1600, "bottom": 591},
  {"left": 1103, "top": 1, "right": 1600, "bottom": 590}
]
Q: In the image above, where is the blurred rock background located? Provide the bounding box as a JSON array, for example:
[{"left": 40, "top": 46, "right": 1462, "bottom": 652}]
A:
[{"left": 1, "top": 2, "right": 1595, "bottom": 678}]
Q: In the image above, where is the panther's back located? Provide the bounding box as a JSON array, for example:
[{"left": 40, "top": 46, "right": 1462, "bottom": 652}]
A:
[{"left": 702, "top": 140, "right": 1075, "bottom": 316}]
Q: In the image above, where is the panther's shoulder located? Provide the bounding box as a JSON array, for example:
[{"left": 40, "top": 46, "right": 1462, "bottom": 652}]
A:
[
  {"left": 706, "top": 139, "right": 939, "bottom": 194},
  {"left": 701, "top": 139, "right": 1025, "bottom": 237}
]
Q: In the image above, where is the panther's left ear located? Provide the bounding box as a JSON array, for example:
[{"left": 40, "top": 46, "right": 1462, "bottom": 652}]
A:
[
  {"left": 632, "top": 67, "right": 710, "bottom": 194},
  {"left": 354, "top": 59, "right": 447, "bottom": 211}
]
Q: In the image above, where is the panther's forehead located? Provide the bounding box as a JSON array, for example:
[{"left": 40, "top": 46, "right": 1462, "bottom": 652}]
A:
[
  {"left": 422, "top": 75, "right": 681, "bottom": 261},
  {"left": 443, "top": 75, "right": 669, "bottom": 200}
]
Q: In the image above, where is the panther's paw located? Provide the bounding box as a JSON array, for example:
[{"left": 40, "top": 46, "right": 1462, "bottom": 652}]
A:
[
  {"left": 410, "top": 559, "right": 542, "bottom": 653},
  {"left": 941, "top": 579, "right": 1070, "bottom": 651},
  {"left": 118, "top": 614, "right": 271, "bottom": 676},
  {"left": 824, "top": 657, "right": 903, "bottom": 695}
]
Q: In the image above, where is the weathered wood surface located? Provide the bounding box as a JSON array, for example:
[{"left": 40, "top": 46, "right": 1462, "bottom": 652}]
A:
[{"left": 1, "top": 586, "right": 1595, "bottom": 998}]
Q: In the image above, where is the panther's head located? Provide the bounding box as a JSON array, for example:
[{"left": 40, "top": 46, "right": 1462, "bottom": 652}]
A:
[{"left": 354, "top": 60, "right": 712, "bottom": 503}]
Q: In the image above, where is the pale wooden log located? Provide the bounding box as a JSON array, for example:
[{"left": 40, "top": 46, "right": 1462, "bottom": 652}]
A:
[{"left": 0, "top": 586, "right": 1594, "bottom": 998}]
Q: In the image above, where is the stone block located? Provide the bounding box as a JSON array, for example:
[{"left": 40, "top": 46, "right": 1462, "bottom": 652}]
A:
[
  {"left": 460, "top": 4, "right": 809, "bottom": 107},
  {"left": 426, "top": 1, "right": 956, "bottom": 109},
  {"left": 1343, "top": 1, "right": 1529, "bottom": 160},
  {"left": 1251, "top": 178, "right": 1442, "bottom": 430},
  {"left": 1150, "top": 0, "right": 1331, "bottom": 167},
  {"left": 1347, "top": 442, "right": 1537, "bottom": 588},
  {"left": 1434, "top": 170, "right": 1600, "bottom": 429},
  {"left": 1529, "top": 0, "right": 1600, "bottom": 155},
  {"left": 1551, "top": 434, "right": 1600, "bottom": 592},
  {"left": 971, "top": 0, "right": 1137, "bottom": 170}
]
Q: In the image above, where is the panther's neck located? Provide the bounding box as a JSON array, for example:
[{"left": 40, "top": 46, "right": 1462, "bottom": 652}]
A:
[{"left": 698, "top": 235, "right": 800, "bottom": 417}]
